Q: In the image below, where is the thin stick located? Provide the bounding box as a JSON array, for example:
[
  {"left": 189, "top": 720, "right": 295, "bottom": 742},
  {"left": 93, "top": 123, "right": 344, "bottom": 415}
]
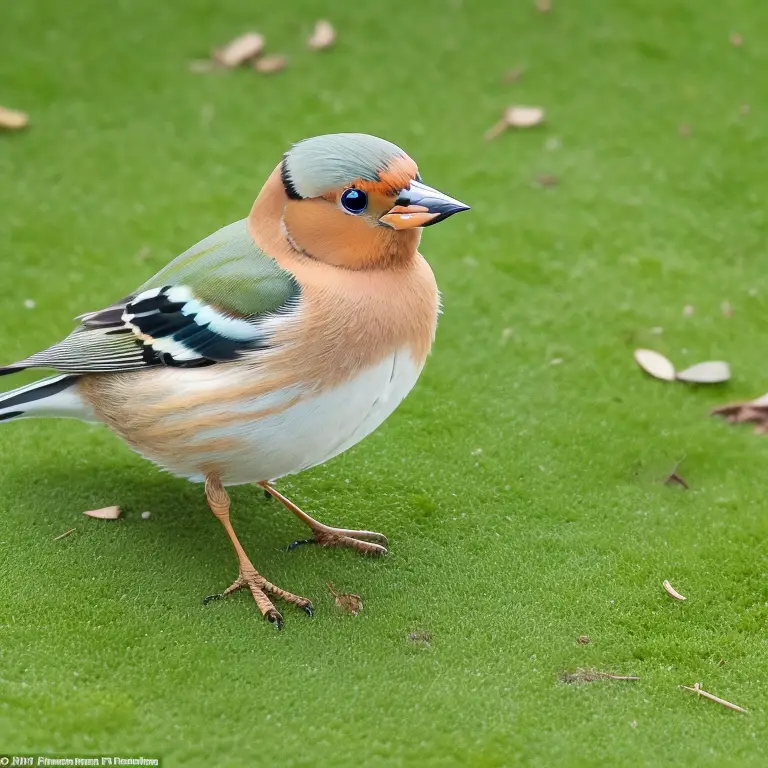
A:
[
  {"left": 680, "top": 684, "right": 747, "bottom": 714},
  {"left": 598, "top": 672, "right": 640, "bottom": 681},
  {"left": 53, "top": 528, "right": 75, "bottom": 541}
]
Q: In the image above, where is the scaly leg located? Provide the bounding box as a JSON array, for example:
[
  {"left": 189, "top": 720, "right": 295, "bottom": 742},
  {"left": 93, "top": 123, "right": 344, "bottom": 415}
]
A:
[
  {"left": 203, "top": 475, "right": 313, "bottom": 629},
  {"left": 258, "top": 481, "right": 388, "bottom": 556}
]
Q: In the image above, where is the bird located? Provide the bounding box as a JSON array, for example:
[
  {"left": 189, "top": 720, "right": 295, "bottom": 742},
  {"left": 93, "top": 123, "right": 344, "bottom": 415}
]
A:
[{"left": 0, "top": 132, "right": 469, "bottom": 628}]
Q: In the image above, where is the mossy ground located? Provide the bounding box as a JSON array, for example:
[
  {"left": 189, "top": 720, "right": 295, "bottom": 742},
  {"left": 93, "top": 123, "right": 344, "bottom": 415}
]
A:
[{"left": 1, "top": 1, "right": 767, "bottom": 765}]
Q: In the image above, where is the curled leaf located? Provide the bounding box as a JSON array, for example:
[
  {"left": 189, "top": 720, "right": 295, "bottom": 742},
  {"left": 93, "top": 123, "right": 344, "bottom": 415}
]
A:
[
  {"left": 676, "top": 361, "right": 731, "bottom": 384},
  {"left": 214, "top": 32, "right": 265, "bottom": 68},
  {"left": 663, "top": 579, "right": 686, "bottom": 601},
  {"left": 308, "top": 20, "right": 336, "bottom": 51},
  {"left": 328, "top": 582, "right": 362, "bottom": 615},
  {"left": 634, "top": 349, "right": 676, "bottom": 381},
  {"left": 0, "top": 106, "right": 29, "bottom": 130},
  {"left": 84, "top": 505, "right": 121, "bottom": 520}
]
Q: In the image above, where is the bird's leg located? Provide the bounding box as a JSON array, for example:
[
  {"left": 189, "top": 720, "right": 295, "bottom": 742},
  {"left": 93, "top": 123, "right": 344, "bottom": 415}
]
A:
[
  {"left": 258, "top": 481, "right": 388, "bottom": 556},
  {"left": 203, "top": 474, "right": 313, "bottom": 628}
]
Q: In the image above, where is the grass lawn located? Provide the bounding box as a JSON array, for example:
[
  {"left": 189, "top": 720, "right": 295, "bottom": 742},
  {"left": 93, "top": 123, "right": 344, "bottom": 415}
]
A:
[{"left": 2, "top": 0, "right": 768, "bottom": 765}]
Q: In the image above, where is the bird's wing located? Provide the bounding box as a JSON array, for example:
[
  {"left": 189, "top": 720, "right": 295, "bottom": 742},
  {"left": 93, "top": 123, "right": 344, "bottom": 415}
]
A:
[{"left": 1, "top": 220, "right": 300, "bottom": 376}]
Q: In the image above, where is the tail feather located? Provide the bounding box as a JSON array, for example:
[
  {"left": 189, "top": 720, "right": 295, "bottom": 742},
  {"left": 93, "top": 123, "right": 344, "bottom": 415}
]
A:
[{"left": 0, "top": 374, "right": 95, "bottom": 422}]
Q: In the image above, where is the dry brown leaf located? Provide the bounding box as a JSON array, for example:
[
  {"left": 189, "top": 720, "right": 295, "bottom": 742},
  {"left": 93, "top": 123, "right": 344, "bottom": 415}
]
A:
[
  {"left": 254, "top": 54, "right": 288, "bottom": 74},
  {"left": 634, "top": 349, "right": 676, "bottom": 381},
  {"left": 535, "top": 174, "right": 559, "bottom": 187},
  {"left": 308, "top": 20, "right": 336, "bottom": 51},
  {"left": 0, "top": 106, "right": 29, "bottom": 130},
  {"left": 327, "top": 582, "right": 362, "bottom": 615},
  {"left": 676, "top": 361, "right": 731, "bottom": 384},
  {"left": 53, "top": 528, "right": 75, "bottom": 541},
  {"left": 712, "top": 395, "right": 768, "bottom": 432},
  {"left": 214, "top": 32, "right": 265, "bottom": 68},
  {"left": 84, "top": 505, "right": 121, "bottom": 520},
  {"left": 505, "top": 105, "right": 545, "bottom": 128},
  {"left": 681, "top": 683, "right": 747, "bottom": 713},
  {"left": 577, "top": 635, "right": 591, "bottom": 644},
  {"left": 663, "top": 579, "right": 687, "bottom": 601},
  {"left": 729, "top": 32, "right": 743, "bottom": 47}
]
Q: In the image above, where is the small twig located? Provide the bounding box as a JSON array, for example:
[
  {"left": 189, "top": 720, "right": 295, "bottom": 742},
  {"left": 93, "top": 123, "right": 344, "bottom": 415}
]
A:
[
  {"left": 53, "top": 528, "right": 75, "bottom": 541},
  {"left": 598, "top": 672, "right": 640, "bottom": 681},
  {"left": 680, "top": 683, "right": 747, "bottom": 714},
  {"left": 664, "top": 456, "right": 689, "bottom": 490},
  {"left": 663, "top": 579, "right": 687, "bottom": 601}
]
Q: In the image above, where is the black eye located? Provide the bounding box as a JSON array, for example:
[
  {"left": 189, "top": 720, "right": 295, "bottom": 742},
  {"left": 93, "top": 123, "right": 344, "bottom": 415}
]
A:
[{"left": 340, "top": 188, "right": 368, "bottom": 214}]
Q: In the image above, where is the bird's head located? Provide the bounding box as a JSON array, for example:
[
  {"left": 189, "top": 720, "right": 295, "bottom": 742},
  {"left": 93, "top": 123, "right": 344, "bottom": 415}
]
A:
[{"left": 272, "top": 133, "right": 469, "bottom": 269}]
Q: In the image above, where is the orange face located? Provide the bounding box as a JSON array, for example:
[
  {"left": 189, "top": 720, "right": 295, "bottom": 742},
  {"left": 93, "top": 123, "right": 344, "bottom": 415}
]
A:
[{"left": 275, "top": 153, "right": 469, "bottom": 270}]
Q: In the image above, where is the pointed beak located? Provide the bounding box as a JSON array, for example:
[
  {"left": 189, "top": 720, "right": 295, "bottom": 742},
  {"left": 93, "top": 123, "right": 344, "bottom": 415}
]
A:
[{"left": 379, "top": 180, "right": 470, "bottom": 229}]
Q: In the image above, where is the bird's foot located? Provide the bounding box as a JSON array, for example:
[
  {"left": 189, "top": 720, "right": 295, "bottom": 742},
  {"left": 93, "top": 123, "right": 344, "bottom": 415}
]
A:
[
  {"left": 287, "top": 525, "right": 388, "bottom": 556},
  {"left": 203, "top": 565, "right": 313, "bottom": 629},
  {"left": 258, "top": 481, "right": 389, "bottom": 557}
]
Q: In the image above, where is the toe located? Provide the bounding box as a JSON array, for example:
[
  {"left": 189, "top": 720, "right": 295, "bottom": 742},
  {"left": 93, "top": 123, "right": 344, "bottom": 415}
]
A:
[{"left": 266, "top": 609, "right": 284, "bottom": 630}]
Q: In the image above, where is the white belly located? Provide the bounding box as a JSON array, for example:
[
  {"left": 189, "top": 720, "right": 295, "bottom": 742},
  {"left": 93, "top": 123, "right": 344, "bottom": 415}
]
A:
[{"left": 172, "top": 348, "right": 423, "bottom": 485}]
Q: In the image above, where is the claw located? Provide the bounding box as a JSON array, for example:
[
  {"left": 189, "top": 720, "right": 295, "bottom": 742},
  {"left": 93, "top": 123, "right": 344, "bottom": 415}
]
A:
[
  {"left": 301, "top": 602, "right": 314, "bottom": 618},
  {"left": 267, "top": 610, "right": 284, "bottom": 630},
  {"left": 203, "top": 593, "right": 222, "bottom": 605},
  {"left": 287, "top": 538, "right": 316, "bottom": 552}
]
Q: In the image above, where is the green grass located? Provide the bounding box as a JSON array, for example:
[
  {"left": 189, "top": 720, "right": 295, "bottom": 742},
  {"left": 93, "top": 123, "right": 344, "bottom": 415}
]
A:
[{"left": 2, "top": 1, "right": 768, "bottom": 765}]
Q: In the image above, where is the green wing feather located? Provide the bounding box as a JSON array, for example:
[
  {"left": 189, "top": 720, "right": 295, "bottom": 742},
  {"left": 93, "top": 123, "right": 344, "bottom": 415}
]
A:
[
  {"left": 2, "top": 220, "right": 300, "bottom": 375},
  {"left": 139, "top": 219, "right": 298, "bottom": 317}
]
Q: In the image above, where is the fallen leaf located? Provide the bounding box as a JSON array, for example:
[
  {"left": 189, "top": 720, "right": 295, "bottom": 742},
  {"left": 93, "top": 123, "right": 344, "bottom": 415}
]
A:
[
  {"left": 676, "top": 361, "right": 731, "bottom": 384},
  {"left": 328, "top": 582, "right": 362, "bottom": 615},
  {"left": 505, "top": 105, "right": 545, "bottom": 128},
  {"left": 680, "top": 683, "right": 747, "bottom": 713},
  {"left": 84, "top": 505, "right": 121, "bottom": 520},
  {"left": 535, "top": 174, "right": 559, "bottom": 187},
  {"left": 307, "top": 20, "right": 336, "bottom": 51},
  {"left": 535, "top": 0, "right": 552, "bottom": 12},
  {"left": 53, "top": 528, "right": 75, "bottom": 541},
  {"left": 254, "top": 54, "right": 288, "bottom": 74},
  {"left": 729, "top": 32, "right": 743, "bottom": 47},
  {"left": 0, "top": 106, "right": 29, "bottom": 130},
  {"left": 214, "top": 32, "right": 265, "bottom": 68},
  {"left": 663, "top": 579, "right": 687, "bottom": 601},
  {"left": 577, "top": 635, "right": 591, "bottom": 644},
  {"left": 634, "top": 349, "right": 676, "bottom": 381},
  {"left": 711, "top": 396, "right": 768, "bottom": 433}
]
